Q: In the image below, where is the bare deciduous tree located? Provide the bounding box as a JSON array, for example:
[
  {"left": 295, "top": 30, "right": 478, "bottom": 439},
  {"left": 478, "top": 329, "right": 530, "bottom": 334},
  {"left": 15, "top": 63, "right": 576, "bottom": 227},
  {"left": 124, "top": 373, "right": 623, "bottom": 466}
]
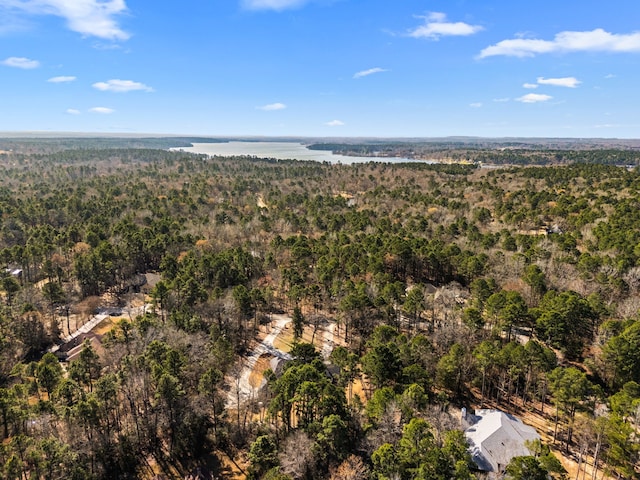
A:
[{"left": 278, "top": 430, "right": 316, "bottom": 479}]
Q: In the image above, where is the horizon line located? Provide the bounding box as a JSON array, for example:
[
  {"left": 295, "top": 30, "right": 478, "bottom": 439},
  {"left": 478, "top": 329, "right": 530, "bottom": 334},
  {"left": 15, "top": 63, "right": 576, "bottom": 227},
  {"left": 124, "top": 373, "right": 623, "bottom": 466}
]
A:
[{"left": 0, "top": 131, "right": 637, "bottom": 142}]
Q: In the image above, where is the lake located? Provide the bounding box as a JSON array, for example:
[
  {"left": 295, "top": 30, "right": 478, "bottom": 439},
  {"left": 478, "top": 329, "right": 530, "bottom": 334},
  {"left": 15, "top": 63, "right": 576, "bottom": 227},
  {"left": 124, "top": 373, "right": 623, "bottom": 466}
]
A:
[{"left": 173, "top": 141, "right": 421, "bottom": 164}]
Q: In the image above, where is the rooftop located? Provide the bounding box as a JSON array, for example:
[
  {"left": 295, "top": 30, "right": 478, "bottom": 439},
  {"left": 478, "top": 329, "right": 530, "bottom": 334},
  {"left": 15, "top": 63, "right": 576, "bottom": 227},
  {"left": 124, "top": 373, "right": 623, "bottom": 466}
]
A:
[{"left": 465, "top": 409, "right": 540, "bottom": 472}]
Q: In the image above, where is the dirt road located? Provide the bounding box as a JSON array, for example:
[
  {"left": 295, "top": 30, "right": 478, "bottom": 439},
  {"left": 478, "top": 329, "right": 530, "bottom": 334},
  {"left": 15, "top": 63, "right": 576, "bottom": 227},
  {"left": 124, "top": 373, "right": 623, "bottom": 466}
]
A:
[{"left": 227, "top": 314, "right": 292, "bottom": 406}]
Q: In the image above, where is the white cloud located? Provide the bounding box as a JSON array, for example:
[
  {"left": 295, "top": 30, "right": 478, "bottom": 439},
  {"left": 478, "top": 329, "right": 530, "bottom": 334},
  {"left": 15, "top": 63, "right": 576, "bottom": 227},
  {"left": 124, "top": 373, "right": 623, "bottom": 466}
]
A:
[
  {"left": 479, "top": 28, "right": 640, "bottom": 58},
  {"left": 241, "top": 0, "right": 309, "bottom": 11},
  {"left": 523, "top": 83, "right": 538, "bottom": 89},
  {"left": 469, "top": 102, "right": 482, "bottom": 108},
  {"left": 89, "top": 107, "right": 114, "bottom": 114},
  {"left": 353, "top": 67, "right": 388, "bottom": 79},
  {"left": 516, "top": 93, "right": 553, "bottom": 103},
  {"left": 257, "top": 102, "right": 287, "bottom": 111},
  {"left": 605, "top": 73, "right": 616, "bottom": 79},
  {"left": 409, "top": 12, "right": 483, "bottom": 40},
  {"left": 325, "top": 120, "right": 345, "bottom": 126},
  {"left": 48, "top": 75, "right": 76, "bottom": 83},
  {"left": 537, "top": 76, "right": 581, "bottom": 88},
  {"left": 93, "top": 79, "right": 153, "bottom": 92},
  {"left": 66, "top": 108, "right": 81, "bottom": 114},
  {"left": 2, "top": 56, "right": 39, "bottom": 69},
  {"left": 493, "top": 97, "right": 510, "bottom": 102},
  {"left": 0, "top": 0, "right": 130, "bottom": 40}
]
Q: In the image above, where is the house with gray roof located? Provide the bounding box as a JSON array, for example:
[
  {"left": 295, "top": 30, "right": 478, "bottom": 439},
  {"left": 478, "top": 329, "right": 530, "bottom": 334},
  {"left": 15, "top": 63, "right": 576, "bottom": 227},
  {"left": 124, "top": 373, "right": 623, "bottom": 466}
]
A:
[{"left": 464, "top": 409, "right": 540, "bottom": 475}]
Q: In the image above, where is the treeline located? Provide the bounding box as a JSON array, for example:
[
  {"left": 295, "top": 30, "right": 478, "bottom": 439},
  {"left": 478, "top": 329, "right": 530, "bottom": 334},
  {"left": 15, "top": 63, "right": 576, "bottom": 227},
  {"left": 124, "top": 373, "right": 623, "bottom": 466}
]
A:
[
  {"left": 0, "top": 137, "right": 229, "bottom": 153},
  {"left": 308, "top": 142, "right": 640, "bottom": 165}
]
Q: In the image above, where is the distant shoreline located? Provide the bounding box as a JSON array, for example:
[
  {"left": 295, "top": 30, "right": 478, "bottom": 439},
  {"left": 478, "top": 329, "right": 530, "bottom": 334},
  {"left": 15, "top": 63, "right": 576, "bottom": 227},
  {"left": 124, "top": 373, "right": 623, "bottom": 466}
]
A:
[{"left": 175, "top": 141, "right": 428, "bottom": 165}]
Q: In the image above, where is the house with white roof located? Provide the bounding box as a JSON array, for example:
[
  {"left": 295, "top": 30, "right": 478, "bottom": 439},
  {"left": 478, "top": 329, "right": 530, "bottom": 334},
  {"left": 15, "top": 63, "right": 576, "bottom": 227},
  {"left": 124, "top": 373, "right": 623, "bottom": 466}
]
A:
[{"left": 464, "top": 409, "right": 540, "bottom": 474}]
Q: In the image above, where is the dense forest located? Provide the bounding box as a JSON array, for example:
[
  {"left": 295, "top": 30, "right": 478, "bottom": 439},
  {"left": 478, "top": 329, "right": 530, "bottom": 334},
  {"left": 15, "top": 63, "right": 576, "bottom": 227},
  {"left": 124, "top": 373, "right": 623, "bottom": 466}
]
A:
[
  {"left": 0, "top": 137, "right": 226, "bottom": 153},
  {"left": 0, "top": 141, "right": 639, "bottom": 479},
  {"left": 307, "top": 141, "right": 640, "bottom": 165}
]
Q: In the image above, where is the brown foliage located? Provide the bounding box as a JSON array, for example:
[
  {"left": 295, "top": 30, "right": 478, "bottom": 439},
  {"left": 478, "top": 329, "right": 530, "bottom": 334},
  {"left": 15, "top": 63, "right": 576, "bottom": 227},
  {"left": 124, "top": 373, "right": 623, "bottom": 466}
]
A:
[{"left": 329, "top": 454, "right": 369, "bottom": 480}]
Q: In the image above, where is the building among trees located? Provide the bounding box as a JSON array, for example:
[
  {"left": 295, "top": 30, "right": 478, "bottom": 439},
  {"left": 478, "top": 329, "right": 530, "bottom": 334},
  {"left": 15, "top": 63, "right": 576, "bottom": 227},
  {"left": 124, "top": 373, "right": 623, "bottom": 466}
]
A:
[{"left": 464, "top": 409, "right": 540, "bottom": 474}]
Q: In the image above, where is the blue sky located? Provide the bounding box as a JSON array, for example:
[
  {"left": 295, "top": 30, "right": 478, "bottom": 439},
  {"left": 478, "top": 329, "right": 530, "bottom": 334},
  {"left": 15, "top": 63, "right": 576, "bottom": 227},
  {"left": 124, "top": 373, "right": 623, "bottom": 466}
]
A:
[{"left": 1, "top": 0, "right": 639, "bottom": 138}]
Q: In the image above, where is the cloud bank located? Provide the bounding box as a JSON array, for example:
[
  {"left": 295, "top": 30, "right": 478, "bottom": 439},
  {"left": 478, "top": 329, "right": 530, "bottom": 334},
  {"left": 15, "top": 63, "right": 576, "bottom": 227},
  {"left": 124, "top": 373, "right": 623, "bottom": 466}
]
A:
[{"left": 480, "top": 28, "right": 640, "bottom": 58}]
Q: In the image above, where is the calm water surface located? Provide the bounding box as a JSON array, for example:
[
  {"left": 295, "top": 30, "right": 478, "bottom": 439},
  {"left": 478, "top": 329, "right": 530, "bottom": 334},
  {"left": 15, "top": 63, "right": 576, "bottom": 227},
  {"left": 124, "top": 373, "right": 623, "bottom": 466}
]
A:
[{"left": 175, "top": 142, "right": 422, "bottom": 164}]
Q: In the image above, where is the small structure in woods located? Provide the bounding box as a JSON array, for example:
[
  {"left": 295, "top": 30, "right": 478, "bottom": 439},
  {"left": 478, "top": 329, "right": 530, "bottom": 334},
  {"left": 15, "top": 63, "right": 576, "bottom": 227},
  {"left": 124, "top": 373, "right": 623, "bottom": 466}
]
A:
[
  {"left": 464, "top": 408, "right": 540, "bottom": 474},
  {"left": 56, "top": 332, "right": 104, "bottom": 361}
]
